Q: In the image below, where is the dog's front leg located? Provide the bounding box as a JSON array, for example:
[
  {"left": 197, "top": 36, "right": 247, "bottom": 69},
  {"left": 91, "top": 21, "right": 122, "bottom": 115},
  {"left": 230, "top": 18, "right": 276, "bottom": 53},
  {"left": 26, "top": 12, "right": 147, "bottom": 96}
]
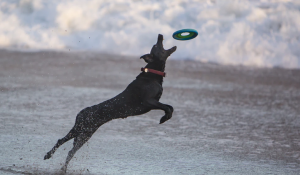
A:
[{"left": 143, "top": 99, "right": 173, "bottom": 124}]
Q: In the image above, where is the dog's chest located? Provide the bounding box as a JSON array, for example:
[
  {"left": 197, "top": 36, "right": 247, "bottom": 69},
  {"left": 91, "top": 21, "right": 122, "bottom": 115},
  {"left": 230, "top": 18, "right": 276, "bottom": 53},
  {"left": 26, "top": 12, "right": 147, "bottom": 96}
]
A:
[{"left": 155, "top": 88, "right": 163, "bottom": 101}]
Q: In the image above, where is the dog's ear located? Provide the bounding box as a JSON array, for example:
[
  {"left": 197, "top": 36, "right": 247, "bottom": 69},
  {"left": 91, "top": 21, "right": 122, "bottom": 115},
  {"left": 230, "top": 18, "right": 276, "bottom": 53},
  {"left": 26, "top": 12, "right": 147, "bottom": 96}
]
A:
[{"left": 140, "top": 54, "right": 154, "bottom": 63}]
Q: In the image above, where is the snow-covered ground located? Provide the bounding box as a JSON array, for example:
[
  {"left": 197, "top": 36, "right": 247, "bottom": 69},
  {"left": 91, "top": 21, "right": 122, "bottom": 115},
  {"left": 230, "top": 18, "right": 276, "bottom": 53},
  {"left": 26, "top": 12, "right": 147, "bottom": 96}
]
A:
[
  {"left": 0, "top": 50, "right": 299, "bottom": 174},
  {"left": 0, "top": 0, "right": 300, "bottom": 68}
]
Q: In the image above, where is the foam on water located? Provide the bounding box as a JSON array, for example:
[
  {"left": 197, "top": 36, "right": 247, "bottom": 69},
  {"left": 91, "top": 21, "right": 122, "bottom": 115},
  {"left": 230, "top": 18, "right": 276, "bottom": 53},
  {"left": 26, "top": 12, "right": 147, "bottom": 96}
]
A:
[{"left": 0, "top": 0, "right": 299, "bottom": 68}]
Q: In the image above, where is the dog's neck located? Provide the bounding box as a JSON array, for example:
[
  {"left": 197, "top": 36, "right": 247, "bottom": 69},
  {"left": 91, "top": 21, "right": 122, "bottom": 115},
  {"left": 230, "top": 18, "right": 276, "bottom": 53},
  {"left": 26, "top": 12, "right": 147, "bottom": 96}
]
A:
[{"left": 136, "top": 60, "right": 166, "bottom": 84}]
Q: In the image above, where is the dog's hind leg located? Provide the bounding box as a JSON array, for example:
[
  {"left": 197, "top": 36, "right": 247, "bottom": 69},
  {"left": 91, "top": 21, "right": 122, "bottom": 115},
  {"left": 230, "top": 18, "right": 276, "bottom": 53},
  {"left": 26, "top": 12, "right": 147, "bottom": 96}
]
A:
[
  {"left": 44, "top": 129, "right": 78, "bottom": 160},
  {"left": 61, "top": 132, "right": 93, "bottom": 173}
]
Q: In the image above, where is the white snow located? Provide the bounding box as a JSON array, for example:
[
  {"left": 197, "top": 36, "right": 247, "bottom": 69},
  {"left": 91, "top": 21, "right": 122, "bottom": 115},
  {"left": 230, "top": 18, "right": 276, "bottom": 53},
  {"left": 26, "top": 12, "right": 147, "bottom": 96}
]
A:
[{"left": 0, "top": 0, "right": 300, "bottom": 68}]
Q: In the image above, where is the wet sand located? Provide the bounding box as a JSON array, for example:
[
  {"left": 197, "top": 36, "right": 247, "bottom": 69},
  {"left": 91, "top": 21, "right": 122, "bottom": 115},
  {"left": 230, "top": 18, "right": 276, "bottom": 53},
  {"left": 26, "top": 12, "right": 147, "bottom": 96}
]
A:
[{"left": 0, "top": 49, "right": 300, "bottom": 174}]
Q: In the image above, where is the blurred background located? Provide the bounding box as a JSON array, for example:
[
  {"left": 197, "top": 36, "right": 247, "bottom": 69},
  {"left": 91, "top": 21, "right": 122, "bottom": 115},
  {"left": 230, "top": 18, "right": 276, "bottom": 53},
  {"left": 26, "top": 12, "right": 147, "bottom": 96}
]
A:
[{"left": 0, "top": 0, "right": 299, "bottom": 69}]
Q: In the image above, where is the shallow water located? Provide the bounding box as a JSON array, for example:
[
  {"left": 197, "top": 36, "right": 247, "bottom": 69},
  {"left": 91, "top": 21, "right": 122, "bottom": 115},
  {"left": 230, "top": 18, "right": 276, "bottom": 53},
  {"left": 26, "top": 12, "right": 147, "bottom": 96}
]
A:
[{"left": 0, "top": 50, "right": 299, "bottom": 174}]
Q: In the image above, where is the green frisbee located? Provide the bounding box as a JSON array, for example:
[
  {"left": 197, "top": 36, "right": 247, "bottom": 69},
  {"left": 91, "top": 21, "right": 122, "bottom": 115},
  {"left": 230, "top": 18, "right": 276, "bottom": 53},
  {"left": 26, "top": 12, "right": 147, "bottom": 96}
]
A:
[{"left": 172, "top": 29, "right": 198, "bottom": 40}]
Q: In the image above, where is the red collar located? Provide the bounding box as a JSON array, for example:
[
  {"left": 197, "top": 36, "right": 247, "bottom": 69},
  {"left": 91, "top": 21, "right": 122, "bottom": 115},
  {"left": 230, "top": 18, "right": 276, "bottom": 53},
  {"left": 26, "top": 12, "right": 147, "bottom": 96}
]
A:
[{"left": 141, "top": 67, "right": 166, "bottom": 77}]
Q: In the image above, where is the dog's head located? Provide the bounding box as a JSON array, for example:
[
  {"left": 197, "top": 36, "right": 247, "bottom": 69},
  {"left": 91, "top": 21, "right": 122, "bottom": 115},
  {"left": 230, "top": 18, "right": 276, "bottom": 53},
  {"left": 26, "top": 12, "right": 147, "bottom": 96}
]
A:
[{"left": 140, "top": 34, "right": 177, "bottom": 63}]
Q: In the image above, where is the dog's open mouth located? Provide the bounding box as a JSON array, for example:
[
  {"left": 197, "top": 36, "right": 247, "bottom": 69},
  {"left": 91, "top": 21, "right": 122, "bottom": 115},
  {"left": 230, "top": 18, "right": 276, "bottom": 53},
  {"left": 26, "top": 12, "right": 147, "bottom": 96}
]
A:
[{"left": 155, "top": 34, "right": 177, "bottom": 56}]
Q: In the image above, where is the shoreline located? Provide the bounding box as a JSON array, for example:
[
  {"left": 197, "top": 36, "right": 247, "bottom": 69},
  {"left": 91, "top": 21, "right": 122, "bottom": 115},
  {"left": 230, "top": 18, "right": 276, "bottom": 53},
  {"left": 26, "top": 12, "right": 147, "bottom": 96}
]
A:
[{"left": 1, "top": 48, "right": 299, "bottom": 71}]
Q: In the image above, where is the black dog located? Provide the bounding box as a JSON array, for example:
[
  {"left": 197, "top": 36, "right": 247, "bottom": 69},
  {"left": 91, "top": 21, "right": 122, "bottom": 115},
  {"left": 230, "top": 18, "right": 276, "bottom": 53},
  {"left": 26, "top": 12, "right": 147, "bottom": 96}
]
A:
[{"left": 44, "top": 34, "right": 177, "bottom": 173}]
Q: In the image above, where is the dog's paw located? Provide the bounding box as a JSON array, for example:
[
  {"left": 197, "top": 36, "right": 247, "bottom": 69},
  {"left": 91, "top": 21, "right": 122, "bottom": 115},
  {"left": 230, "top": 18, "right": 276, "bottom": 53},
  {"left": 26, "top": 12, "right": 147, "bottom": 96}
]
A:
[
  {"left": 61, "top": 165, "right": 67, "bottom": 174},
  {"left": 160, "top": 105, "right": 173, "bottom": 124},
  {"left": 44, "top": 152, "right": 52, "bottom": 160},
  {"left": 159, "top": 114, "right": 172, "bottom": 124}
]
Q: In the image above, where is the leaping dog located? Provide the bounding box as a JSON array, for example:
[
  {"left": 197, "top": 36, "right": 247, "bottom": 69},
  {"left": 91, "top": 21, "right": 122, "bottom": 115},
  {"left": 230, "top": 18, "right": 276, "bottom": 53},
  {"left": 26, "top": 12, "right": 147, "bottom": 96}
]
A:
[{"left": 44, "top": 34, "right": 177, "bottom": 173}]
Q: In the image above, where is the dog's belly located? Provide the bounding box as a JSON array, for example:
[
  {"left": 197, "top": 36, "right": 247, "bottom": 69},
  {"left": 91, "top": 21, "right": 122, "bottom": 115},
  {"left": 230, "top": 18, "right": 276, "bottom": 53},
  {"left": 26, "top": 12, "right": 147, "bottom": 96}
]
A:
[
  {"left": 99, "top": 102, "right": 150, "bottom": 119},
  {"left": 121, "top": 104, "right": 151, "bottom": 118},
  {"left": 72, "top": 99, "right": 152, "bottom": 133},
  {"left": 89, "top": 96, "right": 150, "bottom": 120}
]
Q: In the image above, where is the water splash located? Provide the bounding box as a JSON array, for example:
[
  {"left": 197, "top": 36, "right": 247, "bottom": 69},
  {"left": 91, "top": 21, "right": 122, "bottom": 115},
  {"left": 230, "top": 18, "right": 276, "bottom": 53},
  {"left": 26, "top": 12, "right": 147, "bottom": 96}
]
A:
[{"left": 0, "top": 0, "right": 299, "bottom": 68}]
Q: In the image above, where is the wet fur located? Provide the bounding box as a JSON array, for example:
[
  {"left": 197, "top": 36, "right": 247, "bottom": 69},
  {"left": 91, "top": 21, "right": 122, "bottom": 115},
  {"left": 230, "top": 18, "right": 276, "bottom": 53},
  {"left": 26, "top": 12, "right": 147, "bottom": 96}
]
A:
[{"left": 44, "top": 34, "right": 177, "bottom": 173}]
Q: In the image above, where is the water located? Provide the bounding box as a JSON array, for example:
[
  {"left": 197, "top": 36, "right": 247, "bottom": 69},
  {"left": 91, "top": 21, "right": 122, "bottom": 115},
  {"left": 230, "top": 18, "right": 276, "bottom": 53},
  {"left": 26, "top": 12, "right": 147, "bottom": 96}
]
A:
[
  {"left": 0, "top": 0, "right": 299, "bottom": 68},
  {"left": 0, "top": 50, "right": 299, "bottom": 174}
]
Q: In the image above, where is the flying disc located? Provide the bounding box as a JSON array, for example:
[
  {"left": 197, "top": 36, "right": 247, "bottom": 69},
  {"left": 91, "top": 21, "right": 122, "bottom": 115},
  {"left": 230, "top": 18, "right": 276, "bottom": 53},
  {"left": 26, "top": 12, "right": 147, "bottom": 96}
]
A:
[{"left": 172, "top": 29, "right": 198, "bottom": 40}]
